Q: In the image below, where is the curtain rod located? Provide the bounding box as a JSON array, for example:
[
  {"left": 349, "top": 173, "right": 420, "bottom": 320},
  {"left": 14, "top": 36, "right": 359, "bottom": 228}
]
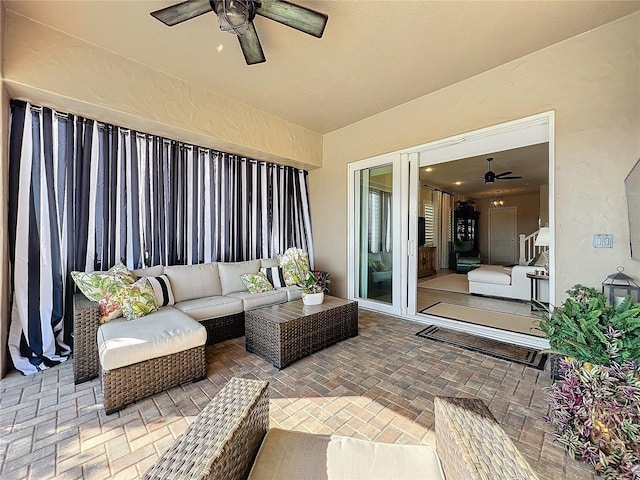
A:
[{"left": 26, "top": 104, "right": 304, "bottom": 172}]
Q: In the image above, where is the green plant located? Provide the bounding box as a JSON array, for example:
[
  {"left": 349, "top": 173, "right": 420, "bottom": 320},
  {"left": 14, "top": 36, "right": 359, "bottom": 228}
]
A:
[
  {"left": 546, "top": 358, "right": 640, "bottom": 479},
  {"left": 297, "top": 271, "right": 331, "bottom": 294},
  {"left": 536, "top": 284, "right": 640, "bottom": 365}
]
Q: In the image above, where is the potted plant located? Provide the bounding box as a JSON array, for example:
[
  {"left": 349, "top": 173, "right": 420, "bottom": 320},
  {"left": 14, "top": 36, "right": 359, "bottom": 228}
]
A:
[
  {"left": 536, "top": 284, "right": 640, "bottom": 478},
  {"left": 299, "top": 271, "right": 331, "bottom": 305},
  {"left": 537, "top": 284, "right": 640, "bottom": 368}
]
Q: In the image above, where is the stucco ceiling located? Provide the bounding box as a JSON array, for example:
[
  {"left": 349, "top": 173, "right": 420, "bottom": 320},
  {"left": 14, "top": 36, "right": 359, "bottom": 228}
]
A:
[{"left": 5, "top": 1, "right": 639, "bottom": 134}]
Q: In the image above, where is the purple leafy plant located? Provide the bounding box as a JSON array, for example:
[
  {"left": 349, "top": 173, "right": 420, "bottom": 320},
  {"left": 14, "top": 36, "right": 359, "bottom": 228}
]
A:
[{"left": 546, "top": 358, "right": 640, "bottom": 479}]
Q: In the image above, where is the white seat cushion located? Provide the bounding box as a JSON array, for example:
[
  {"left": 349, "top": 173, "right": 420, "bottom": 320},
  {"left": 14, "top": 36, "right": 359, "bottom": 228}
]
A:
[
  {"left": 467, "top": 266, "right": 512, "bottom": 286},
  {"left": 97, "top": 307, "right": 206, "bottom": 371},
  {"left": 174, "top": 296, "right": 244, "bottom": 321},
  {"left": 226, "top": 290, "right": 288, "bottom": 310},
  {"left": 248, "top": 429, "right": 445, "bottom": 480}
]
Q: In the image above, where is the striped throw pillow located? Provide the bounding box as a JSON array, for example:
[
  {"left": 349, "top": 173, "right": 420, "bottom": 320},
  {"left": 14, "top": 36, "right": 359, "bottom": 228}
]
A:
[
  {"left": 260, "top": 267, "right": 287, "bottom": 288},
  {"left": 145, "top": 275, "right": 175, "bottom": 306}
]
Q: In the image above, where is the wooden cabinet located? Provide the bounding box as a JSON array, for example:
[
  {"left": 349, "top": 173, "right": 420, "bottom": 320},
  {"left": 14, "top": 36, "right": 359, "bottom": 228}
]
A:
[
  {"left": 454, "top": 202, "right": 480, "bottom": 251},
  {"left": 418, "top": 246, "right": 436, "bottom": 277}
]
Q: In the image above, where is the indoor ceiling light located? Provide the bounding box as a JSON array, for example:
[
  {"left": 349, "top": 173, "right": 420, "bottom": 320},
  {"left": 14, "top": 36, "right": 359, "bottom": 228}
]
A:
[
  {"left": 455, "top": 181, "right": 462, "bottom": 185},
  {"left": 492, "top": 197, "right": 505, "bottom": 207}
]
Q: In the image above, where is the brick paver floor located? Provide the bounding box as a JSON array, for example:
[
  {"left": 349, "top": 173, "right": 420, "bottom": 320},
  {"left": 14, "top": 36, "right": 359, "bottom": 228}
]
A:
[{"left": 0, "top": 309, "right": 596, "bottom": 479}]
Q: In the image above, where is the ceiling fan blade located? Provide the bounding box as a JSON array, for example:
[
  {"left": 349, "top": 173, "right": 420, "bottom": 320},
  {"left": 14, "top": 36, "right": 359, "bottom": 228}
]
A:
[
  {"left": 151, "top": 0, "right": 212, "bottom": 26},
  {"left": 498, "top": 176, "right": 523, "bottom": 180},
  {"left": 256, "top": 0, "right": 328, "bottom": 38},
  {"left": 238, "top": 23, "right": 266, "bottom": 65},
  {"left": 495, "top": 171, "right": 513, "bottom": 178}
]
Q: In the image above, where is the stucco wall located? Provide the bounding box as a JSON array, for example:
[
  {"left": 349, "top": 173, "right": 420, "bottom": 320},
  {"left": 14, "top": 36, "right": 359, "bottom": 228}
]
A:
[
  {"left": 2, "top": 12, "right": 322, "bottom": 169},
  {"left": 313, "top": 13, "right": 640, "bottom": 298}
]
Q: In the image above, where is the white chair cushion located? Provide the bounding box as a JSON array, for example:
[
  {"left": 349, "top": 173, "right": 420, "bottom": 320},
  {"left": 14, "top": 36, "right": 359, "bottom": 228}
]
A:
[
  {"left": 97, "top": 306, "right": 206, "bottom": 371},
  {"left": 467, "top": 266, "right": 512, "bottom": 286},
  {"left": 164, "top": 263, "right": 221, "bottom": 302},
  {"left": 277, "top": 285, "right": 302, "bottom": 301},
  {"left": 173, "top": 296, "right": 244, "bottom": 321},
  {"left": 260, "top": 257, "right": 279, "bottom": 268},
  {"left": 131, "top": 265, "right": 164, "bottom": 277},
  {"left": 218, "top": 260, "right": 261, "bottom": 295},
  {"left": 226, "top": 290, "right": 288, "bottom": 310},
  {"left": 248, "top": 429, "right": 445, "bottom": 480}
]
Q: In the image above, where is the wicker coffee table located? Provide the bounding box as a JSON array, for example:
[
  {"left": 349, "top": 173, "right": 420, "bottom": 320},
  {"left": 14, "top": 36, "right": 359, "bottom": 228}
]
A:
[{"left": 245, "top": 296, "right": 358, "bottom": 369}]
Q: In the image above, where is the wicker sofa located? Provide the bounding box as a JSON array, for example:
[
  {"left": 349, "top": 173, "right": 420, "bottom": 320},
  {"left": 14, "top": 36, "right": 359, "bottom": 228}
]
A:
[
  {"left": 73, "top": 258, "right": 302, "bottom": 414},
  {"left": 143, "top": 377, "right": 540, "bottom": 480}
]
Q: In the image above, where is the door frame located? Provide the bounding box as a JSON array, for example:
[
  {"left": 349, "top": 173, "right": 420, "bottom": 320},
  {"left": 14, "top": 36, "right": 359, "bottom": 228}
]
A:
[
  {"left": 347, "top": 111, "right": 555, "bottom": 349},
  {"left": 347, "top": 152, "right": 406, "bottom": 315}
]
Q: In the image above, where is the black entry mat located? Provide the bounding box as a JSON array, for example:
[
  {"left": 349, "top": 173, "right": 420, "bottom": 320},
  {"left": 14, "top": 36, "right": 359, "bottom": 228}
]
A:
[{"left": 416, "top": 325, "right": 548, "bottom": 371}]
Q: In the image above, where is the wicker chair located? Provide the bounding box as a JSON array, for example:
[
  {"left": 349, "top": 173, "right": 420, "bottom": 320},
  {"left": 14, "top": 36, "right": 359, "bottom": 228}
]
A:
[{"left": 143, "top": 377, "right": 540, "bottom": 480}]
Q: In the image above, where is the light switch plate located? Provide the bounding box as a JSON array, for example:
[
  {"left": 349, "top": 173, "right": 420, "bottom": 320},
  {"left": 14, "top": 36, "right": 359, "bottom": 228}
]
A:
[{"left": 593, "top": 234, "right": 614, "bottom": 248}]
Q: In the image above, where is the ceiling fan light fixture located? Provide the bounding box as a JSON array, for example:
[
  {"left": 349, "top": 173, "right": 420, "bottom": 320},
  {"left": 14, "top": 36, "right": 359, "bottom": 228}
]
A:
[{"left": 213, "top": 0, "right": 255, "bottom": 35}]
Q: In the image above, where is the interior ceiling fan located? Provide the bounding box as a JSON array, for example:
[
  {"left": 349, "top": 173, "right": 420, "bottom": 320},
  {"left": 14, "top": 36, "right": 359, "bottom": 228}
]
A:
[
  {"left": 478, "top": 157, "right": 523, "bottom": 184},
  {"left": 151, "top": 0, "right": 328, "bottom": 65}
]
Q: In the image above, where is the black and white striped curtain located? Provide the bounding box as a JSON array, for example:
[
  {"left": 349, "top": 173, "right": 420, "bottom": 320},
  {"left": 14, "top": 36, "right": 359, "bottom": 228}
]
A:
[{"left": 8, "top": 101, "right": 314, "bottom": 375}]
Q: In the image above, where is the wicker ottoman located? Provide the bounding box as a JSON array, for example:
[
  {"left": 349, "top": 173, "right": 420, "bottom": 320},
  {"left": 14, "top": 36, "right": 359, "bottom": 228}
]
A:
[{"left": 245, "top": 296, "right": 358, "bottom": 369}]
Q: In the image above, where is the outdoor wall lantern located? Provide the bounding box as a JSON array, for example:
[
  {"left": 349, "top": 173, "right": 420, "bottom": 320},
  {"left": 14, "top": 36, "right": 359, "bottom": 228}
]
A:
[{"left": 602, "top": 266, "right": 640, "bottom": 306}]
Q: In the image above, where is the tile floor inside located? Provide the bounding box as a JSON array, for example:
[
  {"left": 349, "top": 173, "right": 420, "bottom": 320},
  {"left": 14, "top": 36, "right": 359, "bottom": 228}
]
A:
[{"left": 0, "top": 309, "right": 596, "bottom": 479}]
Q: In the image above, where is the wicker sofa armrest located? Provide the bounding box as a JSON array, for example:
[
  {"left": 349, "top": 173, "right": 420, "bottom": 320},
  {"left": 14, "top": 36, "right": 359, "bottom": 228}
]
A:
[
  {"left": 435, "top": 397, "right": 540, "bottom": 480},
  {"left": 73, "top": 292, "right": 100, "bottom": 384},
  {"left": 143, "top": 377, "right": 269, "bottom": 480}
]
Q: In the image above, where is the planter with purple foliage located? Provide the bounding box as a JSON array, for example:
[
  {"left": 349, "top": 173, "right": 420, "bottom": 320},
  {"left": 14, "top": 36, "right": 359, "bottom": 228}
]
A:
[{"left": 546, "top": 358, "right": 640, "bottom": 479}]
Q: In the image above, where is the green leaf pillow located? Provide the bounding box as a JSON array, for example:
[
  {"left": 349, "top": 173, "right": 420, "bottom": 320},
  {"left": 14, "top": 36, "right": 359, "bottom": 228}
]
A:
[
  {"left": 119, "top": 278, "right": 159, "bottom": 321},
  {"left": 71, "top": 264, "right": 135, "bottom": 323},
  {"left": 240, "top": 272, "right": 274, "bottom": 294},
  {"left": 277, "top": 247, "right": 310, "bottom": 286}
]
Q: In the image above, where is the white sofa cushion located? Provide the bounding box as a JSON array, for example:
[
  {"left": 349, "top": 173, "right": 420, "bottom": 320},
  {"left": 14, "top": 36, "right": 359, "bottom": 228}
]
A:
[
  {"left": 131, "top": 265, "right": 164, "bottom": 277},
  {"left": 260, "top": 258, "right": 279, "bottom": 268},
  {"left": 97, "top": 306, "right": 206, "bottom": 371},
  {"left": 218, "top": 260, "right": 261, "bottom": 295},
  {"left": 277, "top": 285, "right": 302, "bottom": 301},
  {"left": 248, "top": 428, "right": 445, "bottom": 480},
  {"left": 226, "top": 290, "right": 288, "bottom": 310},
  {"left": 164, "top": 263, "right": 221, "bottom": 302},
  {"left": 174, "top": 296, "right": 244, "bottom": 321},
  {"left": 467, "top": 265, "right": 512, "bottom": 286}
]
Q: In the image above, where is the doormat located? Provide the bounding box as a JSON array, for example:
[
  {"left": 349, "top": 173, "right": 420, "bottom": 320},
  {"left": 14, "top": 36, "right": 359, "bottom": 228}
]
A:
[{"left": 416, "top": 325, "right": 548, "bottom": 370}]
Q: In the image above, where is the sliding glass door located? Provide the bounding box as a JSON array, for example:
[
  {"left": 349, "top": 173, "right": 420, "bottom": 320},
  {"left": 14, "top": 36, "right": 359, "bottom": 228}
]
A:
[
  {"left": 348, "top": 153, "right": 412, "bottom": 315},
  {"left": 357, "top": 165, "right": 393, "bottom": 303}
]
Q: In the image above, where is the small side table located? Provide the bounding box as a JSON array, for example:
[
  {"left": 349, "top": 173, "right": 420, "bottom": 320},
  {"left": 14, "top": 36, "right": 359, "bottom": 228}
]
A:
[{"left": 526, "top": 271, "right": 550, "bottom": 311}]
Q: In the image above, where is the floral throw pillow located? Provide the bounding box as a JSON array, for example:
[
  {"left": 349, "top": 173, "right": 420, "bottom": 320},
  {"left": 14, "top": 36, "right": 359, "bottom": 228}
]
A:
[
  {"left": 277, "top": 247, "right": 310, "bottom": 286},
  {"left": 240, "top": 272, "right": 274, "bottom": 294},
  {"left": 119, "top": 278, "right": 159, "bottom": 321},
  {"left": 71, "top": 264, "right": 135, "bottom": 324}
]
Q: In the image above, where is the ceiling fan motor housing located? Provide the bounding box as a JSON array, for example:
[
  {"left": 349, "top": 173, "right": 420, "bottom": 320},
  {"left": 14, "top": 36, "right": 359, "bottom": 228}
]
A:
[
  {"left": 484, "top": 171, "right": 496, "bottom": 183},
  {"left": 211, "top": 0, "right": 256, "bottom": 35}
]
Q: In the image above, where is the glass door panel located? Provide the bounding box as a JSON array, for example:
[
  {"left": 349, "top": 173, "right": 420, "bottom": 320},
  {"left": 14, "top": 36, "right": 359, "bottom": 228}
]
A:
[{"left": 357, "top": 164, "right": 393, "bottom": 304}]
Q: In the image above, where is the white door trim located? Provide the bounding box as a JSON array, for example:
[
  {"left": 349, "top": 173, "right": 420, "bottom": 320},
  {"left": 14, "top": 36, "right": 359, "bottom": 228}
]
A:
[{"left": 347, "top": 111, "right": 555, "bottom": 349}]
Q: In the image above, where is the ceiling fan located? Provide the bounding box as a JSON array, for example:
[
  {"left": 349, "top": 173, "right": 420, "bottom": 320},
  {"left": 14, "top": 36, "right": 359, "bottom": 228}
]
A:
[
  {"left": 478, "top": 157, "right": 522, "bottom": 184},
  {"left": 150, "top": 0, "right": 328, "bottom": 65}
]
